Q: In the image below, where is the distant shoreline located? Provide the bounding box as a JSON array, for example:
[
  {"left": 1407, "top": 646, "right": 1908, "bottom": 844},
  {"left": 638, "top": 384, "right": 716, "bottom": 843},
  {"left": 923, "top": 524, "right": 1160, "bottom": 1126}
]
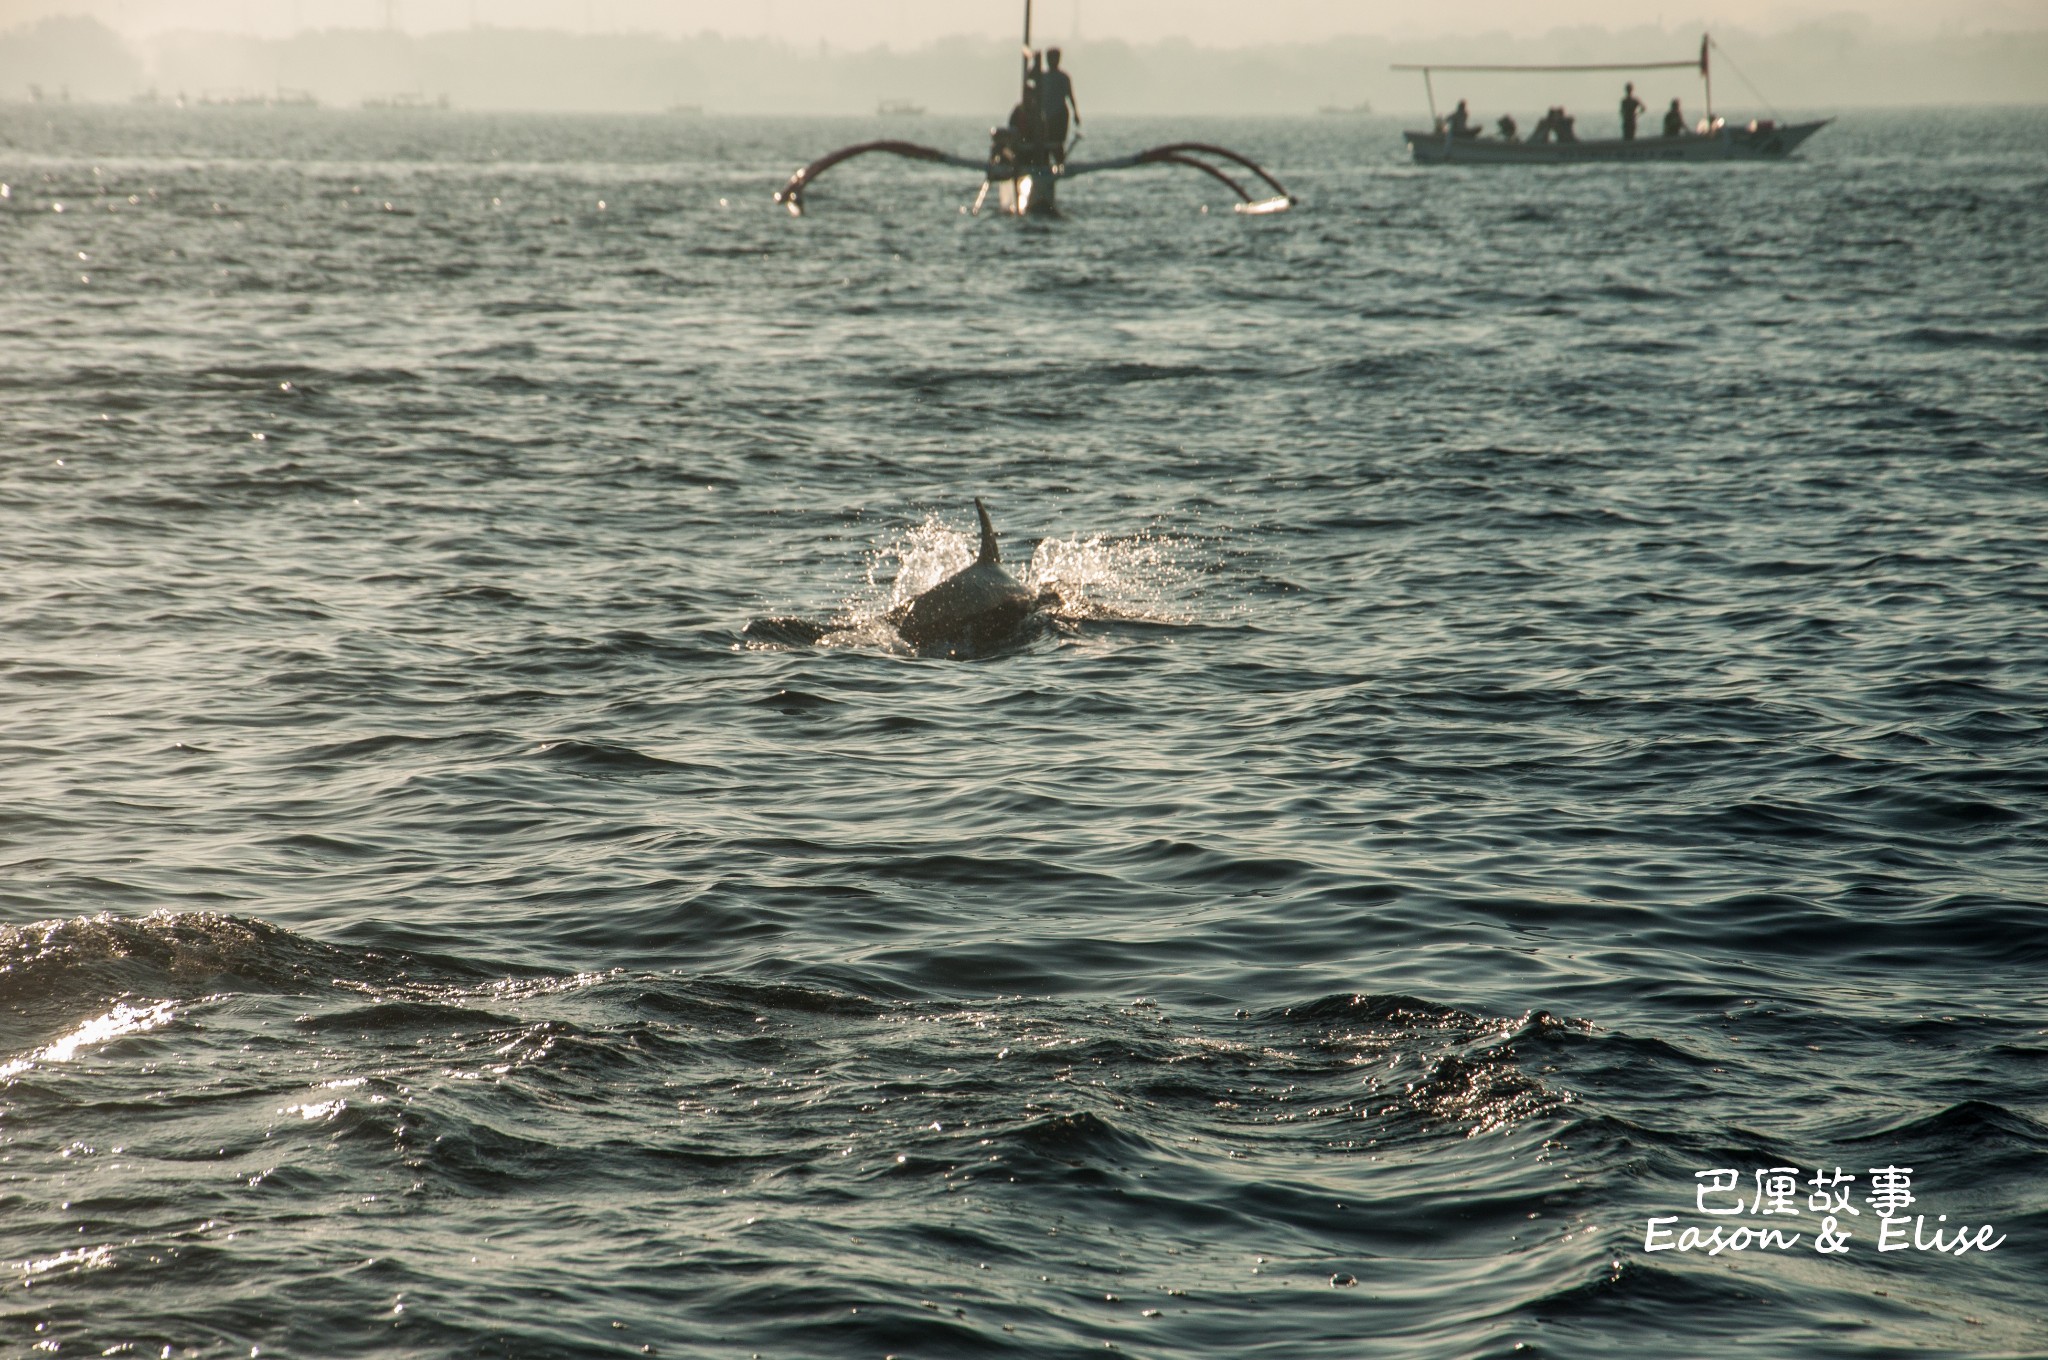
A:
[{"left": 3, "top": 16, "right": 2045, "bottom": 116}]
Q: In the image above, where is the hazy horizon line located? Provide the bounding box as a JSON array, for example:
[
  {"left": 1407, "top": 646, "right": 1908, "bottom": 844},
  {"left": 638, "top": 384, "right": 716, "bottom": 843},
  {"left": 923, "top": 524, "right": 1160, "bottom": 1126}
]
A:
[
  {"left": 5, "top": 14, "right": 2043, "bottom": 115},
  {"left": 17, "top": 10, "right": 2048, "bottom": 48}
]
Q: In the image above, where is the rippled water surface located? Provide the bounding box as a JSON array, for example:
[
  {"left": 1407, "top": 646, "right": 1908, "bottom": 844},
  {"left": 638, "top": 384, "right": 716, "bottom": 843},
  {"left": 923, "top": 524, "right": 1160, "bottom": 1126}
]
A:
[{"left": 3, "top": 104, "right": 2045, "bottom": 1358}]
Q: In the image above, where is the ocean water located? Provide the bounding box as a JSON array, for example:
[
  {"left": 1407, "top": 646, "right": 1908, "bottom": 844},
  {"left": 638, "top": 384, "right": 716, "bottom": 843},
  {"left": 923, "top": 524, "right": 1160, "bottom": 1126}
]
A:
[{"left": 2, "top": 103, "right": 2045, "bottom": 1358}]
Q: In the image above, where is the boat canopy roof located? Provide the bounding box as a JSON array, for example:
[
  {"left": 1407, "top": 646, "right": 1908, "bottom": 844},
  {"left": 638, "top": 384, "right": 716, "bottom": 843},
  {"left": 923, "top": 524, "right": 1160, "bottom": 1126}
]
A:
[
  {"left": 1392, "top": 37, "right": 1707, "bottom": 77},
  {"left": 1393, "top": 36, "right": 1712, "bottom": 123},
  {"left": 1391, "top": 56, "right": 1703, "bottom": 75}
]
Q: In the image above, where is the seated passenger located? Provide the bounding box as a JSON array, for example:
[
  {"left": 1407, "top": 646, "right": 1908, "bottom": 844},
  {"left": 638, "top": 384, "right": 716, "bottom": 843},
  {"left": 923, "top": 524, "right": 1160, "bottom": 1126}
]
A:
[
  {"left": 1496, "top": 113, "right": 1518, "bottom": 142},
  {"left": 1555, "top": 107, "right": 1577, "bottom": 142},
  {"left": 1663, "top": 98, "right": 1686, "bottom": 137},
  {"left": 1443, "top": 99, "right": 1478, "bottom": 138}
]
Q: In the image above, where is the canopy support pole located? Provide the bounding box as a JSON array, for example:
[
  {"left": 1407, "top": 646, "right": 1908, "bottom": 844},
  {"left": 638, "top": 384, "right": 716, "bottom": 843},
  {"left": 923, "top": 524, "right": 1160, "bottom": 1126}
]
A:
[{"left": 1702, "top": 34, "right": 1714, "bottom": 124}]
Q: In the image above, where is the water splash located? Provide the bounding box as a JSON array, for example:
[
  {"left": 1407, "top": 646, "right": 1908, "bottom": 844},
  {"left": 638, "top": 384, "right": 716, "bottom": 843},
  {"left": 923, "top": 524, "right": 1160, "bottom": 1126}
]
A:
[
  {"left": 19, "top": 1243, "right": 117, "bottom": 1280},
  {"left": 746, "top": 511, "right": 1210, "bottom": 651},
  {"left": 864, "top": 511, "right": 976, "bottom": 611},
  {"left": 281, "top": 1075, "right": 373, "bottom": 1123},
  {"left": 1025, "top": 529, "right": 1201, "bottom": 624},
  {"left": 865, "top": 513, "right": 1203, "bottom": 623}
]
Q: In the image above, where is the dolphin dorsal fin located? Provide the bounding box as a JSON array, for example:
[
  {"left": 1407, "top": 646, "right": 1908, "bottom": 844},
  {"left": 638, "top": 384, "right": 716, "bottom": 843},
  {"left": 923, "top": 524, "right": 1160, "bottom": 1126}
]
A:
[{"left": 974, "top": 497, "right": 1000, "bottom": 566}]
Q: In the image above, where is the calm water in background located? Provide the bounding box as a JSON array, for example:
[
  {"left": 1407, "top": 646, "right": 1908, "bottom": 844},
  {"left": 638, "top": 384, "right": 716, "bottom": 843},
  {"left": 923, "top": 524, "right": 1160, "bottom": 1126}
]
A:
[{"left": 2, "top": 103, "right": 2045, "bottom": 1358}]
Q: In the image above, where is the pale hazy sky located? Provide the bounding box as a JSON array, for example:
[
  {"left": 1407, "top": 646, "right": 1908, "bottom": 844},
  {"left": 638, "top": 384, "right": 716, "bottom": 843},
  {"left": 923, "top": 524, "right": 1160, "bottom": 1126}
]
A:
[{"left": 5, "top": 0, "right": 2046, "bottom": 43}]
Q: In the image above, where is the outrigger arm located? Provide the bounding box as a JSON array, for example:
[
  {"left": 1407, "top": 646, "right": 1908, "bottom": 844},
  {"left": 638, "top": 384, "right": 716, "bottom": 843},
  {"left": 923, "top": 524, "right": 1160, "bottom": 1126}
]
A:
[
  {"left": 1064, "top": 142, "right": 1296, "bottom": 214},
  {"left": 774, "top": 138, "right": 1294, "bottom": 217},
  {"left": 774, "top": 140, "right": 993, "bottom": 216}
]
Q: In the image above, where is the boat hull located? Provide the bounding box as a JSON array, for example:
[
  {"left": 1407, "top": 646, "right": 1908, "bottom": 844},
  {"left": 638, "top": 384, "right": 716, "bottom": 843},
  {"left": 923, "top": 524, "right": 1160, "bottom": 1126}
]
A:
[
  {"left": 993, "top": 168, "right": 1060, "bottom": 216},
  {"left": 1403, "top": 119, "right": 1828, "bottom": 164}
]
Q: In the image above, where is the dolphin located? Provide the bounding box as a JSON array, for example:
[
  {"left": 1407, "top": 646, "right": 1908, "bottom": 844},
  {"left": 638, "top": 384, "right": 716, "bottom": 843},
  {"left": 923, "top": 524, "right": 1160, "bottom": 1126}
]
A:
[{"left": 887, "top": 498, "right": 1050, "bottom": 656}]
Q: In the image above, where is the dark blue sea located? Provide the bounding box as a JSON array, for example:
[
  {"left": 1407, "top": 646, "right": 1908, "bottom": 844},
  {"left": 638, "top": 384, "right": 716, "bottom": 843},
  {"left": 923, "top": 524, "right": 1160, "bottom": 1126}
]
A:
[{"left": 2, "top": 102, "right": 2045, "bottom": 1358}]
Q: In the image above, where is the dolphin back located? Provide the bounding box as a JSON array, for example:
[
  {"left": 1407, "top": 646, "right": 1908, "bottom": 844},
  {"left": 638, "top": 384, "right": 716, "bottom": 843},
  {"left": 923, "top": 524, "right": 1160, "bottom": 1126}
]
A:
[
  {"left": 975, "top": 497, "right": 1000, "bottom": 566},
  {"left": 890, "top": 498, "right": 1038, "bottom": 655}
]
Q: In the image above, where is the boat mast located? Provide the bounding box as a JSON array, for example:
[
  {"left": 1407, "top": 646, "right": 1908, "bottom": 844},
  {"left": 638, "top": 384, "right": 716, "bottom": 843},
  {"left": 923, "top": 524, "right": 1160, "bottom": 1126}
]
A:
[{"left": 1022, "top": 0, "right": 1033, "bottom": 101}]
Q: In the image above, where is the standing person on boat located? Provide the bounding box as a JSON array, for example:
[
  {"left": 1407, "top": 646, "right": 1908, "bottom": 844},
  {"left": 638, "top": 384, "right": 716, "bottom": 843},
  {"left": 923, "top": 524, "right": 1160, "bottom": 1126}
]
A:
[
  {"left": 1443, "top": 98, "right": 1475, "bottom": 137},
  {"left": 1663, "top": 98, "right": 1686, "bottom": 137},
  {"left": 1038, "top": 47, "right": 1079, "bottom": 159},
  {"left": 1619, "top": 82, "right": 1646, "bottom": 140}
]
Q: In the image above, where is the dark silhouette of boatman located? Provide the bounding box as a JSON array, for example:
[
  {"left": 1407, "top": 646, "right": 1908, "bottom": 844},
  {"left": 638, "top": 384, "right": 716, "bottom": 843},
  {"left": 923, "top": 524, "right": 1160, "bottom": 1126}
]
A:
[
  {"left": 1009, "top": 55, "right": 1048, "bottom": 155},
  {"left": 1039, "top": 47, "right": 1079, "bottom": 156},
  {"left": 1663, "top": 98, "right": 1686, "bottom": 137},
  {"left": 1619, "top": 82, "right": 1646, "bottom": 140},
  {"left": 1444, "top": 98, "right": 1477, "bottom": 137},
  {"left": 1495, "top": 112, "right": 1518, "bottom": 141}
]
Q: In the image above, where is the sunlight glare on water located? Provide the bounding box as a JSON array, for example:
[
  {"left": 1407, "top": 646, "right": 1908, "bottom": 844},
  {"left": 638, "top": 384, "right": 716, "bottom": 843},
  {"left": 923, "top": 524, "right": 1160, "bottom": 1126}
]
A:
[{"left": 0, "top": 1000, "right": 175, "bottom": 1083}]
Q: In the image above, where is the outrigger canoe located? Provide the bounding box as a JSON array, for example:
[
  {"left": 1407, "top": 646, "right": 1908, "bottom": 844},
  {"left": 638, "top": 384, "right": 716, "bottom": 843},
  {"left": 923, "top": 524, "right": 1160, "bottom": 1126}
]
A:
[{"left": 773, "top": 1, "right": 1293, "bottom": 218}]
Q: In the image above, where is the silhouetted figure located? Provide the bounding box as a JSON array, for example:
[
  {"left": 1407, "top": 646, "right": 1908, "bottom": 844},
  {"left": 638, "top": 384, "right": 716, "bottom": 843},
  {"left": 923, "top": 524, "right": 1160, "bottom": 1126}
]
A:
[
  {"left": 1010, "top": 97, "right": 1041, "bottom": 144},
  {"left": 1663, "top": 98, "right": 1686, "bottom": 137},
  {"left": 1010, "top": 65, "right": 1047, "bottom": 154},
  {"left": 1495, "top": 113, "right": 1518, "bottom": 142},
  {"left": 1039, "top": 47, "right": 1078, "bottom": 155},
  {"left": 1555, "top": 106, "right": 1578, "bottom": 143},
  {"left": 1619, "top": 82, "right": 1646, "bottom": 140},
  {"left": 1443, "top": 98, "right": 1477, "bottom": 138}
]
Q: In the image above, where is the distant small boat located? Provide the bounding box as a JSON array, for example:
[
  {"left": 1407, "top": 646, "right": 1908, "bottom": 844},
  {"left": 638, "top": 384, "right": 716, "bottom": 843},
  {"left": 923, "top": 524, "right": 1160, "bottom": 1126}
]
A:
[
  {"left": 876, "top": 100, "right": 926, "bottom": 117},
  {"left": 195, "top": 87, "right": 318, "bottom": 109},
  {"left": 1317, "top": 101, "right": 1372, "bottom": 115},
  {"left": 1393, "top": 34, "right": 1827, "bottom": 165},
  {"left": 361, "top": 92, "right": 451, "bottom": 111}
]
